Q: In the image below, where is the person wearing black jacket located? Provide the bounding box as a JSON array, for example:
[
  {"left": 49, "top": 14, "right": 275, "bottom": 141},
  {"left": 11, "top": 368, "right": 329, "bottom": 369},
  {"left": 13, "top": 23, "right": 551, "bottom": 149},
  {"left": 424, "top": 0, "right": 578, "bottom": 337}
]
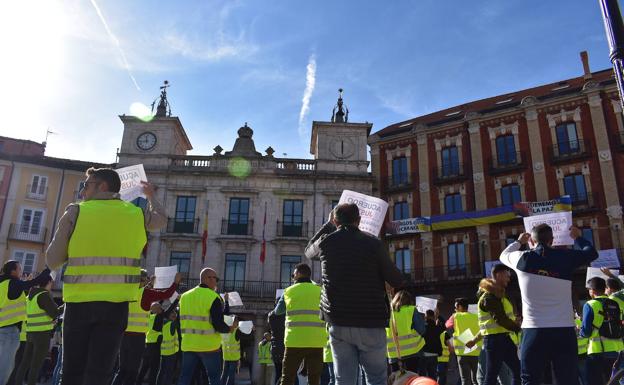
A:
[
  {"left": 305, "top": 203, "right": 408, "bottom": 385},
  {"left": 420, "top": 310, "right": 445, "bottom": 380},
  {"left": 0, "top": 260, "right": 51, "bottom": 384}
]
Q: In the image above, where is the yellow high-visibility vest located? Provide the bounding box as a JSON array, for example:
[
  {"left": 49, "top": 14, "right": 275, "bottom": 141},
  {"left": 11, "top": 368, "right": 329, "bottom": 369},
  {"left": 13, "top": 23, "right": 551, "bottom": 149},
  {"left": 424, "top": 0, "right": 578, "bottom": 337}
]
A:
[
  {"left": 160, "top": 321, "right": 179, "bottom": 356},
  {"left": 26, "top": 291, "right": 54, "bottom": 332},
  {"left": 126, "top": 287, "right": 149, "bottom": 333},
  {"left": 452, "top": 312, "right": 481, "bottom": 357},
  {"left": 179, "top": 286, "right": 222, "bottom": 352},
  {"left": 323, "top": 339, "right": 333, "bottom": 363},
  {"left": 0, "top": 279, "right": 26, "bottom": 328},
  {"left": 19, "top": 326, "right": 27, "bottom": 342},
  {"left": 586, "top": 296, "right": 624, "bottom": 354},
  {"left": 283, "top": 282, "right": 327, "bottom": 348},
  {"left": 575, "top": 318, "right": 588, "bottom": 355},
  {"left": 385, "top": 305, "right": 425, "bottom": 359},
  {"left": 146, "top": 313, "right": 162, "bottom": 344},
  {"left": 64, "top": 200, "right": 146, "bottom": 303},
  {"left": 478, "top": 293, "right": 515, "bottom": 336},
  {"left": 258, "top": 341, "right": 273, "bottom": 365},
  {"left": 438, "top": 332, "right": 450, "bottom": 363},
  {"left": 221, "top": 331, "right": 241, "bottom": 361}
]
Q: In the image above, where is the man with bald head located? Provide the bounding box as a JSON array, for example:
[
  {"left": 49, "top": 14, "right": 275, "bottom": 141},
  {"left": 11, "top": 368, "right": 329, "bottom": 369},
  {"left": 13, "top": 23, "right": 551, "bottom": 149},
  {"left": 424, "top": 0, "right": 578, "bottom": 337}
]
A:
[{"left": 178, "top": 268, "right": 238, "bottom": 385}]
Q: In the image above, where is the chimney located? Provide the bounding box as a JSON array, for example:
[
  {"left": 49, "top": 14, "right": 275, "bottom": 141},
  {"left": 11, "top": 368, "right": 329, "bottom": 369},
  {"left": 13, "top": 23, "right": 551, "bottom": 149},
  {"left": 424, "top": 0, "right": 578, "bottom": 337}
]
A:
[{"left": 580, "top": 51, "right": 592, "bottom": 80}]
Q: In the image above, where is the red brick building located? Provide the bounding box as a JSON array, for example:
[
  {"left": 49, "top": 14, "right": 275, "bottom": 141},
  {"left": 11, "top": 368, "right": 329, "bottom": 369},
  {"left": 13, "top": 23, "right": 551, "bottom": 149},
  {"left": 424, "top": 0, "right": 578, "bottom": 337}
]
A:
[{"left": 368, "top": 55, "right": 624, "bottom": 303}]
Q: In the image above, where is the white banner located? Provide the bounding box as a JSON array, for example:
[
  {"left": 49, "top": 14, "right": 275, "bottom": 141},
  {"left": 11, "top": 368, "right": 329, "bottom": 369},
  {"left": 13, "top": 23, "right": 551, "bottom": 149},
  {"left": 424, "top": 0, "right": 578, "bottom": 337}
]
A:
[
  {"left": 591, "top": 249, "right": 620, "bottom": 268},
  {"left": 239, "top": 320, "right": 254, "bottom": 334},
  {"left": 415, "top": 296, "right": 438, "bottom": 313},
  {"left": 221, "top": 292, "right": 244, "bottom": 307},
  {"left": 116, "top": 164, "right": 147, "bottom": 202},
  {"left": 338, "top": 190, "right": 388, "bottom": 236},
  {"left": 585, "top": 267, "right": 619, "bottom": 288},
  {"left": 468, "top": 304, "right": 478, "bottom": 314},
  {"left": 153, "top": 265, "right": 178, "bottom": 289},
  {"left": 523, "top": 212, "right": 574, "bottom": 246},
  {"left": 276, "top": 289, "right": 284, "bottom": 299}
]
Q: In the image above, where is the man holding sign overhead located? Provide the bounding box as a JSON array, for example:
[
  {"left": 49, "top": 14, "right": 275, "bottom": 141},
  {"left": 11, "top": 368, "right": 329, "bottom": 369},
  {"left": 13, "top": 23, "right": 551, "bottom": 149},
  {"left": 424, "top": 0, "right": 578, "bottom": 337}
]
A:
[
  {"left": 46, "top": 167, "right": 167, "bottom": 385},
  {"left": 499, "top": 224, "right": 597, "bottom": 385}
]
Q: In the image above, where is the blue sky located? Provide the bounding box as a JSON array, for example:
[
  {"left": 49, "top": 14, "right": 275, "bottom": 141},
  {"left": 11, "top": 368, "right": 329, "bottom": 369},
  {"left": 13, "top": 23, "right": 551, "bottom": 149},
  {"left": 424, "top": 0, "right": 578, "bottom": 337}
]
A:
[{"left": 0, "top": 0, "right": 614, "bottom": 163}]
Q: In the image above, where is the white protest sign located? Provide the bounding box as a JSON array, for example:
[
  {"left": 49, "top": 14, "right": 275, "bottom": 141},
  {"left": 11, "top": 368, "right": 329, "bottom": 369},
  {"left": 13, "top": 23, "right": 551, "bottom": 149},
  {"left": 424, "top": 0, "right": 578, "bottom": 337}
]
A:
[
  {"left": 276, "top": 289, "right": 284, "bottom": 299},
  {"left": 415, "top": 296, "right": 438, "bottom": 313},
  {"left": 484, "top": 261, "right": 502, "bottom": 277},
  {"left": 154, "top": 266, "right": 178, "bottom": 289},
  {"left": 221, "top": 292, "right": 244, "bottom": 307},
  {"left": 523, "top": 212, "right": 574, "bottom": 246},
  {"left": 224, "top": 315, "right": 234, "bottom": 326},
  {"left": 239, "top": 321, "right": 254, "bottom": 334},
  {"left": 585, "top": 267, "right": 619, "bottom": 288},
  {"left": 169, "top": 291, "right": 179, "bottom": 303},
  {"left": 338, "top": 190, "right": 389, "bottom": 236},
  {"left": 591, "top": 249, "right": 620, "bottom": 268},
  {"left": 116, "top": 164, "right": 147, "bottom": 202},
  {"left": 468, "top": 304, "right": 478, "bottom": 314}
]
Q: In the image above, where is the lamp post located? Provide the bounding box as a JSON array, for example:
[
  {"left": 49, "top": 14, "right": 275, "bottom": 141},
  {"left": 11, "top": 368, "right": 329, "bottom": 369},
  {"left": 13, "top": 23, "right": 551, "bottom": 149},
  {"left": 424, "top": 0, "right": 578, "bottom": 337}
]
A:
[{"left": 598, "top": 0, "right": 624, "bottom": 111}]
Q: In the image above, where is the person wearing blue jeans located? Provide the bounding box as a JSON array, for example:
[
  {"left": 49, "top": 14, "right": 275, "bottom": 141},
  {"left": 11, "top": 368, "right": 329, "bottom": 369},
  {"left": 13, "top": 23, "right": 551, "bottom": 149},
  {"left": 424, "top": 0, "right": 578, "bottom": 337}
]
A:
[
  {"left": 178, "top": 351, "right": 223, "bottom": 385},
  {"left": 521, "top": 327, "right": 579, "bottom": 385},
  {"left": 221, "top": 360, "right": 237, "bottom": 385},
  {"left": 329, "top": 326, "right": 388, "bottom": 385}
]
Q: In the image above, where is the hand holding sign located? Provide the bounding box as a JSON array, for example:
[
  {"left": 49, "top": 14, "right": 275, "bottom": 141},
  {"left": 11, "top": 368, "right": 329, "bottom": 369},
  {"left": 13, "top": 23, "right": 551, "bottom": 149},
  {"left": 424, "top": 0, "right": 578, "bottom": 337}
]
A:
[
  {"left": 116, "top": 164, "right": 148, "bottom": 202},
  {"left": 141, "top": 181, "right": 157, "bottom": 200}
]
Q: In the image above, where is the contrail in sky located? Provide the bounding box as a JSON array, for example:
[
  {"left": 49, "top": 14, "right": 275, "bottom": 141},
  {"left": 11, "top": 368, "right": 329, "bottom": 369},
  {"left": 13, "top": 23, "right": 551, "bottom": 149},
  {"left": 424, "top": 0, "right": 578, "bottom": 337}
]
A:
[
  {"left": 298, "top": 54, "right": 317, "bottom": 138},
  {"left": 90, "top": 0, "right": 141, "bottom": 91}
]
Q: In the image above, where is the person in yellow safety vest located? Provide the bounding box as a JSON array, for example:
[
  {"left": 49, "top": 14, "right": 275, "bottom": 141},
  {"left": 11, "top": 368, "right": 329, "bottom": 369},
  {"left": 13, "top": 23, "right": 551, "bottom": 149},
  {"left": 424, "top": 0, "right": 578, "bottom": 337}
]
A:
[
  {"left": 602, "top": 268, "right": 624, "bottom": 319},
  {"left": 137, "top": 303, "right": 165, "bottom": 385},
  {"left": 155, "top": 308, "right": 179, "bottom": 385},
  {"left": 112, "top": 270, "right": 182, "bottom": 385},
  {"left": 449, "top": 298, "right": 481, "bottom": 385},
  {"left": 221, "top": 320, "right": 241, "bottom": 385},
  {"left": 177, "top": 268, "right": 238, "bottom": 385},
  {"left": 575, "top": 314, "right": 590, "bottom": 385},
  {"left": 0, "top": 260, "right": 51, "bottom": 384},
  {"left": 321, "top": 337, "right": 335, "bottom": 385},
  {"left": 437, "top": 330, "right": 452, "bottom": 385},
  {"left": 580, "top": 277, "right": 624, "bottom": 385},
  {"left": 272, "top": 263, "right": 326, "bottom": 385},
  {"left": 13, "top": 275, "right": 62, "bottom": 385},
  {"left": 258, "top": 332, "right": 274, "bottom": 385},
  {"left": 45, "top": 167, "right": 167, "bottom": 385},
  {"left": 467, "top": 264, "right": 521, "bottom": 385},
  {"left": 385, "top": 290, "right": 426, "bottom": 374}
]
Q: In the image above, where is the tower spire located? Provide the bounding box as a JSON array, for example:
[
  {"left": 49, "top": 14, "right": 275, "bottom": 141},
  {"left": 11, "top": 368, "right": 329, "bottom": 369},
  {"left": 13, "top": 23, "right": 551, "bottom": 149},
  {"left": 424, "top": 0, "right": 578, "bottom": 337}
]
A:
[
  {"left": 331, "top": 88, "right": 349, "bottom": 123},
  {"left": 151, "top": 80, "right": 172, "bottom": 117}
]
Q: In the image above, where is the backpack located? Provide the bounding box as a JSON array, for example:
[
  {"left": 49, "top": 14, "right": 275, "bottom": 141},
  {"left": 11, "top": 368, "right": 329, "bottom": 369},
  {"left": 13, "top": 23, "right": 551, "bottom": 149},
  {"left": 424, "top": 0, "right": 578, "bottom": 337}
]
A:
[{"left": 595, "top": 297, "right": 622, "bottom": 339}]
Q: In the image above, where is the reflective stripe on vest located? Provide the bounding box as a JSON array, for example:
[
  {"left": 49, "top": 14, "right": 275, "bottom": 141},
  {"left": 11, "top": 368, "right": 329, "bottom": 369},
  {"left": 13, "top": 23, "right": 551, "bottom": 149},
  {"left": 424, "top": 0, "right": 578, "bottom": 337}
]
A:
[
  {"left": 160, "top": 321, "right": 179, "bottom": 356},
  {"left": 258, "top": 341, "right": 273, "bottom": 364},
  {"left": 478, "top": 294, "right": 515, "bottom": 335},
  {"left": 575, "top": 318, "right": 588, "bottom": 355},
  {"left": 26, "top": 292, "right": 54, "bottom": 332},
  {"left": 438, "top": 332, "right": 450, "bottom": 363},
  {"left": 64, "top": 200, "right": 146, "bottom": 303},
  {"left": 19, "top": 326, "right": 27, "bottom": 342},
  {"left": 453, "top": 312, "right": 481, "bottom": 356},
  {"left": 323, "top": 339, "right": 333, "bottom": 363},
  {"left": 0, "top": 280, "right": 26, "bottom": 327},
  {"left": 179, "top": 286, "right": 222, "bottom": 352},
  {"left": 284, "top": 282, "right": 327, "bottom": 348},
  {"left": 385, "top": 305, "right": 425, "bottom": 359},
  {"left": 146, "top": 313, "right": 162, "bottom": 344},
  {"left": 126, "top": 287, "right": 149, "bottom": 333},
  {"left": 222, "top": 331, "right": 241, "bottom": 361},
  {"left": 586, "top": 297, "right": 624, "bottom": 354}
]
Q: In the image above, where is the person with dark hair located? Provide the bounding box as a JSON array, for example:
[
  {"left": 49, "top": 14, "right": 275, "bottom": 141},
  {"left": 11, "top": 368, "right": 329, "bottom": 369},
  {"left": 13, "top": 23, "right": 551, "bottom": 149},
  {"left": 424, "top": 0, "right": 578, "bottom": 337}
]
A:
[
  {"left": 0, "top": 260, "right": 51, "bottom": 384},
  {"left": 305, "top": 204, "right": 408, "bottom": 385},
  {"left": 499, "top": 225, "right": 598, "bottom": 385},
  {"left": 581, "top": 277, "right": 623, "bottom": 385},
  {"left": 599, "top": 269, "right": 624, "bottom": 320},
  {"left": 46, "top": 167, "right": 166, "bottom": 385},
  {"left": 386, "top": 290, "right": 425, "bottom": 374},
  {"left": 273, "top": 263, "right": 325, "bottom": 385},
  {"left": 421, "top": 309, "right": 445, "bottom": 380},
  {"left": 448, "top": 298, "right": 480, "bottom": 385},
  {"left": 14, "top": 275, "right": 62, "bottom": 385}
]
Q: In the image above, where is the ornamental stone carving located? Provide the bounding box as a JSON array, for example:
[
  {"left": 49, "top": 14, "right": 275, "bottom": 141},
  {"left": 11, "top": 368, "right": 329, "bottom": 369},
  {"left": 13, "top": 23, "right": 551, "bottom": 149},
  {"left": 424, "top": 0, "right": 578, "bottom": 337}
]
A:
[
  {"left": 582, "top": 81, "right": 600, "bottom": 92},
  {"left": 533, "top": 162, "right": 544, "bottom": 172},
  {"left": 520, "top": 96, "right": 537, "bottom": 107},
  {"left": 473, "top": 172, "right": 484, "bottom": 183},
  {"left": 419, "top": 182, "right": 430, "bottom": 192},
  {"left": 606, "top": 205, "right": 623, "bottom": 220},
  {"left": 599, "top": 150, "right": 612, "bottom": 162}
]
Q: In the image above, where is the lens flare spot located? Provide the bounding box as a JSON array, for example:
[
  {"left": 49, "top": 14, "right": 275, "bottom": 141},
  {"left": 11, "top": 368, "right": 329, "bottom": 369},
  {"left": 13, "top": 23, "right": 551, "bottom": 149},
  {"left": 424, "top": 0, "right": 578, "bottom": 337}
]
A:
[
  {"left": 129, "top": 102, "right": 154, "bottom": 122},
  {"left": 228, "top": 157, "right": 251, "bottom": 178}
]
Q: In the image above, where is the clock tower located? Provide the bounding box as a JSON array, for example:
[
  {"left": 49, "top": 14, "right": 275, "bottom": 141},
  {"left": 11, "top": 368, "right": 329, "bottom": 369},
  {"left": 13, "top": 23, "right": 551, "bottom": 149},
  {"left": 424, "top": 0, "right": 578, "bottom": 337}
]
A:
[
  {"left": 117, "top": 81, "right": 192, "bottom": 167},
  {"left": 310, "top": 89, "right": 372, "bottom": 173}
]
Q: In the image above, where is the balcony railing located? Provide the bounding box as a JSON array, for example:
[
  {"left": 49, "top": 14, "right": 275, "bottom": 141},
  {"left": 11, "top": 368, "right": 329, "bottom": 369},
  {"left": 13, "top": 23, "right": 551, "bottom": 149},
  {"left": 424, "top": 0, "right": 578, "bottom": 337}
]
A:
[
  {"left": 26, "top": 185, "right": 48, "bottom": 200},
  {"left": 550, "top": 139, "right": 591, "bottom": 163},
  {"left": 166, "top": 218, "right": 200, "bottom": 234},
  {"left": 179, "top": 279, "right": 289, "bottom": 299},
  {"left": 8, "top": 223, "right": 47, "bottom": 244},
  {"left": 410, "top": 263, "right": 484, "bottom": 284},
  {"left": 569, "top": 192, "right": 599, "bottom": 213},
  {"left": 386, "top": 173, "right": 413, "bottom": 191},
  {"left": 276, "top": 221, "right": 308, "bottom": 238},
  {"left": 433, "top": 163, "right": 468, "bottom": 184},
  {"left": 488, "top": 151, "right": 527, "bottom": 174},
  {"left": 169, "top": 155, "right": 316, "bottom": 173},
  {"left": 220, "top": 219, "right": 254, "bottom": 236},
  {"left": 276, "top": 159, "right": 316, "bottom": 172}
]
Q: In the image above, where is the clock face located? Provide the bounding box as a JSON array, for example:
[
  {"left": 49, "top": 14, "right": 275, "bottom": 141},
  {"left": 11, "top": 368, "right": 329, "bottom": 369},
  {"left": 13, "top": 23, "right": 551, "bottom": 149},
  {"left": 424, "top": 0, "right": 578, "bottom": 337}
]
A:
[
  {"left": 329, "top": 137, "right": 355, "bottom": 159},
  {"left": 136, "top": 132, "right": 157, "bottom": 151}
]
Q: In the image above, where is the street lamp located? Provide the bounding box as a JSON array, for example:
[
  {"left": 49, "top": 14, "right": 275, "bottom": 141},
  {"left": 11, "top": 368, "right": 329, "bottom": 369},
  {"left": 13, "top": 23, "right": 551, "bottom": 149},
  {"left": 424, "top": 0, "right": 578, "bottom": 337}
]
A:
[{"left": 598, "top": 0, "right": 624, "bottom": 111}]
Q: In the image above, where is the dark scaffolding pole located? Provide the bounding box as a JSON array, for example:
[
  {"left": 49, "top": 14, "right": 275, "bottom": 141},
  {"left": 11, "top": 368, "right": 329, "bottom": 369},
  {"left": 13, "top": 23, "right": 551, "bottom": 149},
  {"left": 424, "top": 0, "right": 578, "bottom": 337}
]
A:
[{"left": 599, "top": 0, "right": 624, "bottom": 110}]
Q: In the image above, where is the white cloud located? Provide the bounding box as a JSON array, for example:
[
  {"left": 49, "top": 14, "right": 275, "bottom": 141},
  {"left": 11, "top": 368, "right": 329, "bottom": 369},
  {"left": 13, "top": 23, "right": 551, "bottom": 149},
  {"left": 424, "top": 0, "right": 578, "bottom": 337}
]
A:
[
  {"left": 162, "top": 31, "right": 258, "bottom": 62},
  {"left": 298, "top": 54, "right": 317, "bottom": 139}
]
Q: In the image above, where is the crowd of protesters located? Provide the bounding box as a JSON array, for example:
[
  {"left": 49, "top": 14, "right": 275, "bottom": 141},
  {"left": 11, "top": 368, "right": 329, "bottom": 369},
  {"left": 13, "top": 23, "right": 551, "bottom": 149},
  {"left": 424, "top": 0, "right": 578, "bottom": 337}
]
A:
[{"left": 0, "top": 167, "right": 619, "bottom": 385}]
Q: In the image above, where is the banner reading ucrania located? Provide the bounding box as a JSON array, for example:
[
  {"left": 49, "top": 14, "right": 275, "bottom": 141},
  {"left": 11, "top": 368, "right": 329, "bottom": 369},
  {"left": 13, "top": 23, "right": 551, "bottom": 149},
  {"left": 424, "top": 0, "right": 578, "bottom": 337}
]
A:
[
  {"left": 386, "top": 217, "right": 431, "bottom": 235},
  {"left": 116, "top": 164, "right": 147, "bottom": 202},
  {"left": 513, "top": 195, "right": 572, "bottom": 216},
  {"left": 339, "top": 190, "right": 388, "bottom": 236}
]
